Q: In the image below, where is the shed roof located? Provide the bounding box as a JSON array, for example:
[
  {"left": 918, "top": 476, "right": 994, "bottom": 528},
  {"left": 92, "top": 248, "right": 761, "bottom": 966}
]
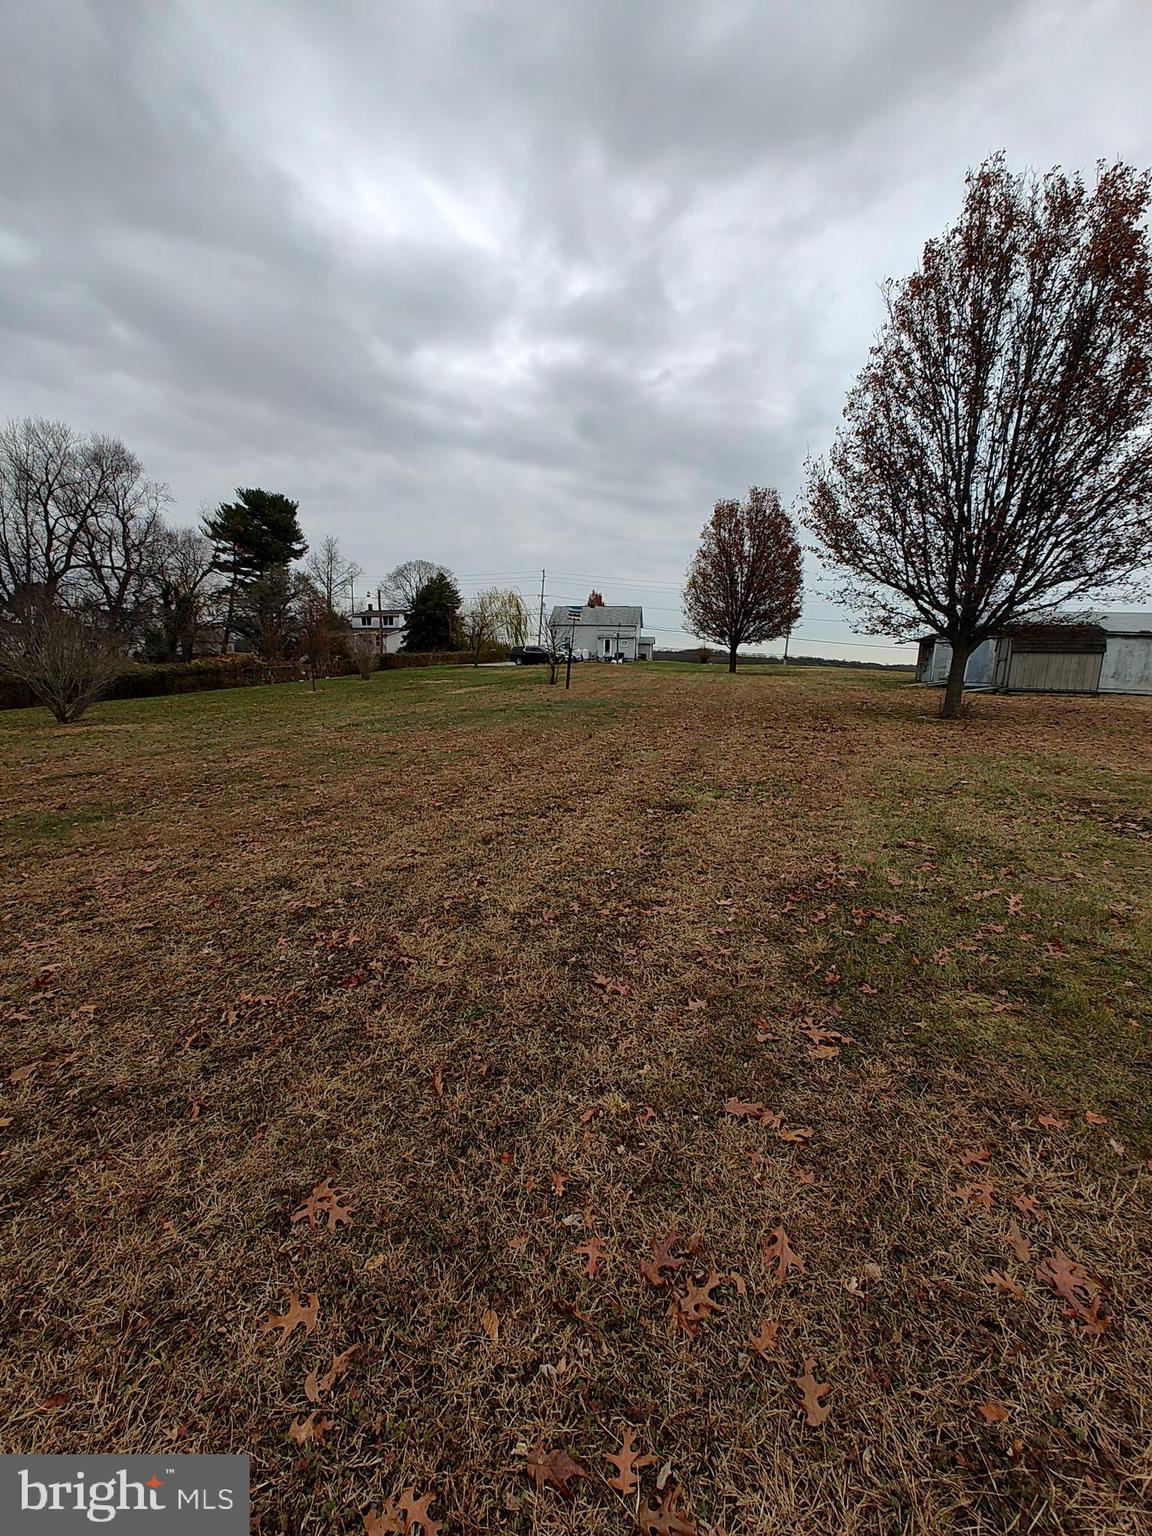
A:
[
  {"left": 1090, "top": 611, "right": 1152, "bottom": 634},
  {"left": 549, "top": 604, "right": 643, "bottom": 627}
]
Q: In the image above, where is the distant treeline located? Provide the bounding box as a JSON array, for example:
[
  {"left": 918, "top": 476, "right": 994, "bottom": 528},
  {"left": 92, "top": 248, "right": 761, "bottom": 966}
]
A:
[{"left": 653, "top": 649, "right": 913, "bottom": 671}]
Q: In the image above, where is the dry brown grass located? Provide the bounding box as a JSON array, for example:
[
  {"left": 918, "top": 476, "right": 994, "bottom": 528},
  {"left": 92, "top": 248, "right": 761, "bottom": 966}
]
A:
[{"left": 1, "top": 664, "right": 1150, "bottom": 1534}]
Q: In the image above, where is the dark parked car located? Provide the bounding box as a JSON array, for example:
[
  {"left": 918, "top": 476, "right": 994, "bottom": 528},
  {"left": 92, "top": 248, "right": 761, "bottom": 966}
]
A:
[{"left": 509, "top": 645, "right": 550, "bottom": 665}]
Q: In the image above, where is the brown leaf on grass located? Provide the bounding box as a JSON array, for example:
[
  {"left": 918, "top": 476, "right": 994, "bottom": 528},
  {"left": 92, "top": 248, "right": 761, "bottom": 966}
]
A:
[
  {"left": 288, "top": 1411, "right": 333, "bottom": 1446},
  {"left": 1011, "top": 1193, "right": 1042, "bottom": 1219},
  {"left": 8, "top": 1063, "right": 37, "bottom": 1085},
  {"left": 1084, "top": 1110, "right": 1108, "bottom": 1126},
  {"left": 794, "top": 1359, "right": 832, "bottom": 1426},
  {"left": 304, "top": 1345, "right": 358, "bottom": 1403},
  {"left": 763, "top": 1225, "right": 805, "bottom": 1283},
  {"left": 792, "top": 1167, "right": 816, "bottom": 1185},
  {"left": 982, "top": 1270, "right": 1025, "bottom": 1299},
  {"left": 958, "top": 1148, "right": 991, "bottom": 1167},
  {"left": 977, "top": 1400, "right": 1009, "bottom": 1424},
  {"left": 1006, "top": 1220, "right": 1033, "bottom": 1262},
  {"left": 576, "top": 1237, "right": 608, "bottom": 1278},
  {"left": 640, "top": 1231, "right": 687, "bottom": 1288},
  {"left": 673, "top": 1269, "right": 725, "bottom": 1333},
  {"left": 551, "top": 1170, "right": 569, "bottom": 1196},
  {"left": 431, "top": 1066, "right": 444, "bottom": 1100},
  {"left": 292, "top": 1180, "right": 354, "bottom": 1233},
  {"left": 749, "top": 1317, "right": 781, "bottom": 1358},
  {"left": 1037, "top": 1112, "right": 1067, "bottom": 1130},
  {"left": 807, "top": 1044, "right": 840, "bottom": 1062},
  {"left": 592, "top": 973, "right": 630, "bottom": 997},
  {"left": 525, "top": 1445, "right": 588, "bottom": 1497},
  {"left": 604, "top": 1428, "right": 657, "bottom": 1494},
  {"left": 723, "top": 1097, "right": 765, "bottom": 1120},
  {"left": 639, "top": 1487, "right": 697, "bottom": 1536},
  {"left": 259, "top": 1292, "right": 319, "bottom": 1344},
  {"left": 397, "top": 1488, "right": 442, "bottom": 1536},
  {"left": 480, "top": 1307, "right": 500, "bottom": 1345},
  {"left": 363, "top": 1504, "right": 403, "bottom": 1536},
  {"left": 951, "top": 1182, "right": 995, "bottom": 1212},
  {"left": 778, "top": 1125, "right": 813, "bottom": 1146},
  {"left": 1038, "top": 1251, "right": 1100, "bottom": 1305}
]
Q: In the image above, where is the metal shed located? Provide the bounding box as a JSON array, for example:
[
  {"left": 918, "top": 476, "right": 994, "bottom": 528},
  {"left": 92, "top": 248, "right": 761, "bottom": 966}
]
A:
[{"left": 915, "top": 614, "right": 1152, "bottom": 697}]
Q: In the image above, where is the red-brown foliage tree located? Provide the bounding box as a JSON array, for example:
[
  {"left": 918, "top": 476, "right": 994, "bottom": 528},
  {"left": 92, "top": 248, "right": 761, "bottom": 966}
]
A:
[
  {"left": 683, "top": 487, "right": 802, "bottom": 674},
  {"left": 586, "top": 590, "right": 605, "bottom": 607},
  {"left": 804, "top": 156, "right": 1152, "bottom": 718}
]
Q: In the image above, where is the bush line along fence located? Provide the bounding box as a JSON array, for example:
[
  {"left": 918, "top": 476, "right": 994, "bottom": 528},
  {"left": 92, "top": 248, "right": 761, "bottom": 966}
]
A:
[{"left": 0, "top": 649, "right": 510, "bottom": 711}]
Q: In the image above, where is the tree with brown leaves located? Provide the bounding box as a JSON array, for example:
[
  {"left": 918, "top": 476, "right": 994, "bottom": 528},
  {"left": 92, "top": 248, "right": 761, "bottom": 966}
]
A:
[
  {"left": 804, "top": 156, "right": 1152, "bottom": 718},
  {"left": 683, "top": 486, "right": 803, "bottom": 673}
]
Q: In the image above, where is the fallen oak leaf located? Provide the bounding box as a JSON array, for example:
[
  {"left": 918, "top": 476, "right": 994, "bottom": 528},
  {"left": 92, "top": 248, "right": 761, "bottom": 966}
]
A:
[
  {"left": 1011, "top": 1193, "right": 1042, "bottom": 1219},
  {"left": 292, "top": 1180, "right": 354, "bottom": 1233},
  {"left": 604, "top": 1427, "right": 657, "bottom": 1495},
  {"left": 363, "top": 1501, "right": 403, "bottom": 1535},
  {"left": 640, "top": 1230, "right": 687, "bottom": 1288},
  {"left": 748, "top": 1317, "right": 781, "bottom": 1358},
  {"left": 7, "top": 1063, "right": 37, "bottom": 1085},
  {"left": 958, "top": 1148, "right": 991, "bottom": 1167},
  {"left": 778, "top": 1125, "right": 813, "bottom": 1147},
  {"left": 575, "top": 1237, "right": 608, "bottom": 1278},
  {"left": 951, "top": 1182, "right": 995, "bottom": 1212},
  {"left": 288, "top": 1411, "right": 333, "bottom": 1446},
  {"left": 1037, "top": 1112, "right": 1067, "bottom": 1130},
  {"left": 1084, "top": 1110, "right": 1108, "bottom": 1126},
  {"left": 794, "top": 1359, "right": 832, "bottom": 1426},
  {"left": 397, "top": 1488, "right": 443, "bottom": 1536},
  {"left": 977, "top": 1400, "right": 1010, "bottom": 1424},
  {"left": 982, "top": 1270, "right": 1026, "bottom": 1299},
  {"left": 673, "top": 1268, "right": 725, "bottom": 1333},
  {"left": 305, "top": 1345, "right": 358, "bottom": 1403},
  {"left": 259, "top": 1292, "right": 319, "bottom": 1345},
  {"left": 723, "top": 1097, "right": 765, "bottom": 1120},
  {"left": 1006, "top": 1220, "right": 1032, "bottom": 1262},
  {"left": 763, "top": 1225, "right": 805, "bottom": 1283},
  {"left": 525, "top": 1445, "right": 588, "bottom": 1497},
  {"left": 639, "top": 1486, "right": 697, "bottom": 1536}
]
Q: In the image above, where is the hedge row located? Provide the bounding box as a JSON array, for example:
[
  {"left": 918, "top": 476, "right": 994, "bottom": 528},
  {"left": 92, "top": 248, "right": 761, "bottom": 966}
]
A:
[
  {"left": 377, "top": 648, "right": 506, "bottom": 669},
  {"left": 0, "top": 649, "right": 510, "bottom": 710}
]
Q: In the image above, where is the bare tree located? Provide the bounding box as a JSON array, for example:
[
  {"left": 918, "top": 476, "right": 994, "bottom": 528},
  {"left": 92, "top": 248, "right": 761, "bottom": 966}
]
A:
[
  {"left": 683, "top": 486, "right": 803, "bottom": 673},
  {"left": 147, "top": 522, "right": 220, "bottom": 660},
  {"left": 0, "top": 417, "right": 167, "bottom": 630},
  {"left": 0, "top": 600, "right": 125, "bottom": 723},
  {"left": 804, "top": 157, "right": 1152, "bottom": 718},
  {"left": 306, "top": 534, "right": 364, "bottom": 616},
  {"left": 298, "top": 580, "right": 332, "bottom": 690},
  {"left": 349, "top": 631, "right": 377, "bottom": 680},
  {"left": 382, "top": 558, "right": 454, "bottom": 610}
]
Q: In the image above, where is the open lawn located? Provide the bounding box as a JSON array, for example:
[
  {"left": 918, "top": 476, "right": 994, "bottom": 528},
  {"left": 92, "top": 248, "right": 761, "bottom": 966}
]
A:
[{"left": 1, "top": 663, "right": 1150, "bottom": 1535}]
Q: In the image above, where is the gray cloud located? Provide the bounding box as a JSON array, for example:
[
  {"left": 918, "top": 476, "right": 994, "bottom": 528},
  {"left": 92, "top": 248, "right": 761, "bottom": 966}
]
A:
[{"left": 1, "top": 0, "right": 1149, "bottom": 654}]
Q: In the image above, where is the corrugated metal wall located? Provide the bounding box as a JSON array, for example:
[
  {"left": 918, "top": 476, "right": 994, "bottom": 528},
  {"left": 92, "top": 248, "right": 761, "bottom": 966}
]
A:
[{"left": 1007, "top": 650, "right": 1103, "bottom": 693}]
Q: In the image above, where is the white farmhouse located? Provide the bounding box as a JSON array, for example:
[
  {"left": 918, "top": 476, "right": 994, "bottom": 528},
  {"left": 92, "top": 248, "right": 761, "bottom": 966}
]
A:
[
  {"left": 548, "top": 604, "right": 655, "bottom": 661},
  {"left": 350, "top": 603, "right": 408, "bottom": 655}
]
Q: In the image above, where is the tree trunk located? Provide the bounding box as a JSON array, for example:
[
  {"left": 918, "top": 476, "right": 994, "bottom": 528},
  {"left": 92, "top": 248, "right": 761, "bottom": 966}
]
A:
[
  {"left": 728, "top": 644, "right": 738, "bottom": 674},
  {"left": 940, "top": 640, "right": 972, "bottom": 718}
]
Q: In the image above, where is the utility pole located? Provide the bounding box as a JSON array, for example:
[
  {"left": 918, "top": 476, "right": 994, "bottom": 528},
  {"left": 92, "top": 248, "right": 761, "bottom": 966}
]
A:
[
  {"left": 377, "top": 586, "right": 385, "bottom": 657},
  {"left": 783, "top": 629, "right": 791, "bottom": 665},
  {"left": 537, "top": 568, "right": 546, "bottom": 645}
]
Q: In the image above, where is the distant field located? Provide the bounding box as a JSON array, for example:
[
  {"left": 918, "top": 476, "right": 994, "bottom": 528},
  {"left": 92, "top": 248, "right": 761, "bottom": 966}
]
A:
[{"left": 1, "top": 664, "right": 1149, "bottom": 1534}]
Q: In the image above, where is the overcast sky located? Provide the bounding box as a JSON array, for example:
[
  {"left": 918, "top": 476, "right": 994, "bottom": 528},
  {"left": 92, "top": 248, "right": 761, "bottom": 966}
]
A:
[{"left": 2, "top": 0, "right": 1149, "bottom": 658}]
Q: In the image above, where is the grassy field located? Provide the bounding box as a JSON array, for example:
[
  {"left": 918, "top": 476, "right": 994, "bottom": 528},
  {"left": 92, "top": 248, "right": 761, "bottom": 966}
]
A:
[{"left": 1, "top": 662, "right": 1150, "bottom": 1535}]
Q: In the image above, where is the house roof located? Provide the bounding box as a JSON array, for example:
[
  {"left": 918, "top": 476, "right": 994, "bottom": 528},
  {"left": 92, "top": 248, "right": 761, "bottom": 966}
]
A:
[{"left": 549, "top": 604, "right": 643, "bottom": 627}]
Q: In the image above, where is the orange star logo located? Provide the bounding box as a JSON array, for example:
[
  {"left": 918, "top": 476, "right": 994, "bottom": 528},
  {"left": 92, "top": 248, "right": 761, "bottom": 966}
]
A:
[{"left": 146, "top": 1476, "right": 164, "bottom": 1489}]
